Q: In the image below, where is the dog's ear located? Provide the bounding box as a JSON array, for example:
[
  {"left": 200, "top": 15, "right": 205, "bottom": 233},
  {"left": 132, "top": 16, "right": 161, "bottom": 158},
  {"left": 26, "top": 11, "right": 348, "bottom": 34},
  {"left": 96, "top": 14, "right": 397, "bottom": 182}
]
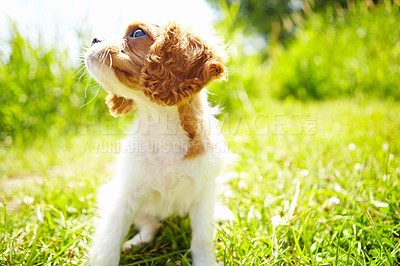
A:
[
  {"left": 140, "top": 21, "right": 227, "bottom": 106},
  {"left": 105, "top": 93, "right": 135, "bottom": 117}
]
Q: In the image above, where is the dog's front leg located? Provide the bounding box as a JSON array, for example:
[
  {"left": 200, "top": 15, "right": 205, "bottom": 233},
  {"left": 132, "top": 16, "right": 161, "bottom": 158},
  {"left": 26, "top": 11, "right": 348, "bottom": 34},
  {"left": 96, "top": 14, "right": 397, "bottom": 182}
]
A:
[
  {"left": 189, "top": 196, "right": 218, "bottom": 266},
  {"left": 89, "top": 198, "right": 137, "bottom": 266}
]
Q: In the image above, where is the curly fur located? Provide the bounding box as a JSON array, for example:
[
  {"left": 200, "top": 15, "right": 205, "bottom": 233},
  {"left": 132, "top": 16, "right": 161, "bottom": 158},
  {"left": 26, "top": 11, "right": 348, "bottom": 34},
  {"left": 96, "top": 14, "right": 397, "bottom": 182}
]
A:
[
  {"left": 140, "top": 21, "right": 226, "bottom": 106},
  {"left": 106, "top": 94, "right": 135, "bottom": 117}
]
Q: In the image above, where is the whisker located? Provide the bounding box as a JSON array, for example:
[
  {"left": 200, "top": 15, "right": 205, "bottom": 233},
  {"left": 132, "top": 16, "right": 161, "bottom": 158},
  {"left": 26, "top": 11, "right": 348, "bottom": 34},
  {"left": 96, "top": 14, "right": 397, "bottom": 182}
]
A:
[
  {"left": 116, "top": 97, "right": 125, "bottom": 110},
  {"left": 99, "top": 51, "right": 105, "bottom": 62},
  {"left": 100, "top": 44, "right": 111, "bottom": 63},
  {"left": 77, "top": 68, "right": 89, "bottom": 86},
  {"left": 73, "top": 66, "right": 84, "bottom": 79},
  {"left": 99, "top": 46, "right": 106, "bottom": 62},
  {"left": 84, "top": 69, "right": 92, "bottom": 98},
  {"left": 98, "top": 50, "right": 109, "bottom": 90},
  {"left": 106, "top": 48, "right": 111, "bottom": 65},
  {"left": 81, "top": 84, "right": 102, "bottom": 108}
]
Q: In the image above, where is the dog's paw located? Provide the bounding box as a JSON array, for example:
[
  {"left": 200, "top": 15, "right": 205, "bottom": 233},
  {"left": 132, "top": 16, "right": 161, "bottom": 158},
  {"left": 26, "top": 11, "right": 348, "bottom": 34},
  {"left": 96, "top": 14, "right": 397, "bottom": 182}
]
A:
[{"left": 122, "top": 233, "right": 150, "bottom": 253}]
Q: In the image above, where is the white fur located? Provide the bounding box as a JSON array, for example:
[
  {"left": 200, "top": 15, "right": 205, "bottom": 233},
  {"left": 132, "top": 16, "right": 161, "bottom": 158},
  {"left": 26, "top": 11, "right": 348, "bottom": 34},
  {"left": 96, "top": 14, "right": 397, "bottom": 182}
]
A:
[{"left": 86, "top": 43, "right": 231, "bottom": 265}]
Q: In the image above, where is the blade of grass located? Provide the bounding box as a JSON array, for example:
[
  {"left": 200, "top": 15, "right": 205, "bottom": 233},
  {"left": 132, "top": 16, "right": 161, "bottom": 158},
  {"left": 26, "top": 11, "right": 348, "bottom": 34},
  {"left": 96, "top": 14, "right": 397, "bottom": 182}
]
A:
[
  {"left": 366, "top": 211, "right": 394, "bottom": 265},
  {"left": 123, "top": 250, "right": 189, "bottom": 265},
  {"left": 335, "top": 216, "right": 348, "bottom": 266},
  {"left": 47, "top": 235, "right": 82, "bottom": 264},
  {"left": 290, "top": 227, "right": 309, "bottom": 263}
]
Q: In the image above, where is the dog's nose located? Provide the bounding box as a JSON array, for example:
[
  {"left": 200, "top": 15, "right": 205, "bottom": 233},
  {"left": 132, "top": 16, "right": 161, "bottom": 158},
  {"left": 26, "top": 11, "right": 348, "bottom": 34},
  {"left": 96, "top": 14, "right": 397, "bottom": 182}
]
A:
[{"left": 91, "top": 38, "right": 102, "bottom": 46}]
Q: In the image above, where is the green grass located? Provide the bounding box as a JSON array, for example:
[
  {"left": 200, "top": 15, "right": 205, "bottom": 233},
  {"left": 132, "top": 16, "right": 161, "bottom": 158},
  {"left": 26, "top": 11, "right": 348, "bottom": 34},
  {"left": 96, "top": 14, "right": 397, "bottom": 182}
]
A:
[
  {"left": 266, "top": 1, "right": 400, "bottom": 100},
  {"left": 0, "top": 22, "right": 112, "bottom": 148},
  {"left": 1, "top": 98, "right": 399, "bottom": 265},
  {"left": 216, "top": 98, "right": 400, "bottom": 265}
]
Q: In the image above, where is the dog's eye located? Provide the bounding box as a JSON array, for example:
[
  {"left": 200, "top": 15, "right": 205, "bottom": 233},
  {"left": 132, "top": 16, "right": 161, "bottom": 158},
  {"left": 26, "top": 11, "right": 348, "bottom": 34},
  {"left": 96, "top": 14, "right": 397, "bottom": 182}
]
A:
[{"left": 130, "top": 28, "right": 146, "bottom": 39}]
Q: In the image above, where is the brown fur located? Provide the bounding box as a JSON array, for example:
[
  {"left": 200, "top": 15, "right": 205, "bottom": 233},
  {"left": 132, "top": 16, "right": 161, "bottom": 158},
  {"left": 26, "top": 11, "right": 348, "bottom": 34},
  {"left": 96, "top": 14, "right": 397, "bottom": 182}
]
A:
[
  {"left": 99, "top": 22, "right": 161, "bottom": 114},
  {"left": 112, "top": 23, "right": 159, "bottom": 88},
  {"left": 103, "top": 21, "right": 227, "bottom": 158},
  {"left": 178, "top": 94, "right": 210, "bottom": 158},
  {"left": 139, "top": 21, "right": 226, "bottom": 106},
  {"left": 106, "top": 94, "right": 135, "bottom": 117}
]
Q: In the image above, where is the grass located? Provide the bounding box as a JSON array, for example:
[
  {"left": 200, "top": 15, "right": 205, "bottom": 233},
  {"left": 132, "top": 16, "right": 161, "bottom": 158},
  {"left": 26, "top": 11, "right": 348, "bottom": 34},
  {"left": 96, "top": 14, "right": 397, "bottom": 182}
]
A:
[
  {"left": 266, "top": 1, "right": 400, "bottom": 101},
  {"left": 1, "top": 97, "right": 399, "bottom": 265}
]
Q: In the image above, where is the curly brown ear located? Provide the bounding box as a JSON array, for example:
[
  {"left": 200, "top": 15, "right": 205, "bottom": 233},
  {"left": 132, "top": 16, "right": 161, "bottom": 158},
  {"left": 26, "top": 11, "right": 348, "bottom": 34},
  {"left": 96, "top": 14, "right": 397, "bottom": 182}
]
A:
[
  {"left": 105, "top": 93, "right": 135, "bottom": 117},
  {"left": 140, "top": 21, "right": 227, "bottom": 106}
]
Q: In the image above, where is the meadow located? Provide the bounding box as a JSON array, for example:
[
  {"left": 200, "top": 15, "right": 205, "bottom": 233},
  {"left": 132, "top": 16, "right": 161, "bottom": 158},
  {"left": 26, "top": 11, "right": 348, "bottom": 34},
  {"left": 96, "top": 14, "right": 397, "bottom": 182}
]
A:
[{"left": 1, "top": 1, "right": 399, "bottom": 265}]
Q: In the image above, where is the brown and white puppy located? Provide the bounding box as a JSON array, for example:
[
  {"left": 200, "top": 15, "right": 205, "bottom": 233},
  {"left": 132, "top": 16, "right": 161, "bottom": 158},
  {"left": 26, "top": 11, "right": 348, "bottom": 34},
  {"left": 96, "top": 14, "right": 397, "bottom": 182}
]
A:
[{"left": 85, "top": 21, "right": 229, "bottom": 266}]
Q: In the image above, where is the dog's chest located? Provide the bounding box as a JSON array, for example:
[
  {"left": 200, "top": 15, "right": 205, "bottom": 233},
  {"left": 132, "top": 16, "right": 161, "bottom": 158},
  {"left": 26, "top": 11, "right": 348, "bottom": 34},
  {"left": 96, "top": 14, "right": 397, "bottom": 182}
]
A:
[
  {"left": 120, "top": 109, "right": 218, "bottom": 218},
  {"left": 142, "top": 170, "right": 198, "bottom": 218},
  {"left": 133, "top": 111, "right": 189, "bottom": 162}
]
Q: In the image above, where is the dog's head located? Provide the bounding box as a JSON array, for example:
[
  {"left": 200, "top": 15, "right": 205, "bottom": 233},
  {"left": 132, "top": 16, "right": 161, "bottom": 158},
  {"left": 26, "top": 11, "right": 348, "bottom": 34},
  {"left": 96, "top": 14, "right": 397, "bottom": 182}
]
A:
[{"left": 85, "top": 21, "right": 227, "bottom": 116}]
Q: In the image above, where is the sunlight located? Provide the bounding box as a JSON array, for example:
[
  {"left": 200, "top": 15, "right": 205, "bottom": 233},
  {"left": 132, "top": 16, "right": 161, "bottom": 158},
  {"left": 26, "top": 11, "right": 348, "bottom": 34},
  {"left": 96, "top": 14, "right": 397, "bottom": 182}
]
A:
[{"left": 0, "top": 0, "right": 217, "bottom": 62}]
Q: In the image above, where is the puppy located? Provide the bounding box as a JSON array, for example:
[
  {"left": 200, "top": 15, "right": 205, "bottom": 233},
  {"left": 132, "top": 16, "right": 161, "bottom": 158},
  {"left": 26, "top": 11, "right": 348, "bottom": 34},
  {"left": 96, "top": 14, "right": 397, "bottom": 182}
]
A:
[{"left": 85, "top": 21, "right": 229, "bottom": 266}]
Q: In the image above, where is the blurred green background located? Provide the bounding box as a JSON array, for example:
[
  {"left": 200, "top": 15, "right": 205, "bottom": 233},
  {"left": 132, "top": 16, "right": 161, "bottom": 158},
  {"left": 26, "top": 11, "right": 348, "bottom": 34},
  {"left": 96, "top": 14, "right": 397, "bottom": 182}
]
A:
[{"left": 1, "top": 0, "right": 400, "bottom": 265}]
